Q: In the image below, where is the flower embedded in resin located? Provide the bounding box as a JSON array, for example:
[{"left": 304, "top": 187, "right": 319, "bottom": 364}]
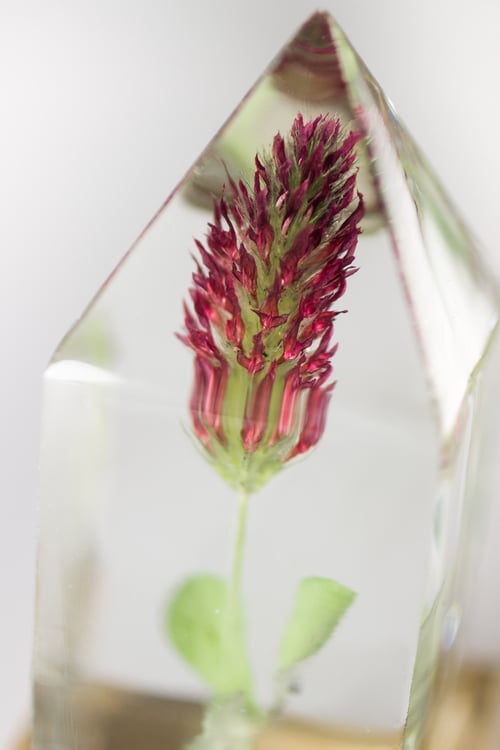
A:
[
  {"left": 167, "top": 114, "right": 363, "bottom": 749},
  {"left": 33, "top": 11, "right": 500, "bottom": 750},
  {"left": 179, "top": 114, "right": 364, "bottom": 492}
]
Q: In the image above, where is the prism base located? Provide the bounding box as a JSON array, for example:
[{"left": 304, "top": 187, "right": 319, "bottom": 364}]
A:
[{"left": 24, "top": 668, "right": 500, "bottom": 750}]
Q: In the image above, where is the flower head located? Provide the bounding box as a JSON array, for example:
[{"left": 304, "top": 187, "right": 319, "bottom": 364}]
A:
[{"left": 179, "top": 114, "right": 364, "bottom": 492}]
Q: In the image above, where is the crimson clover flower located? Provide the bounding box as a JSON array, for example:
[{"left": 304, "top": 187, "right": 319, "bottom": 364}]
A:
[{"left": 178, "top": 114, "right": 364, "bottom": 492}]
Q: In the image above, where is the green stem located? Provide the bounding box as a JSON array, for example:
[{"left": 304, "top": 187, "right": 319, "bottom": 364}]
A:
[
  {"left": 223, "top": 488, "right": 249, "bottom": 648},
  {"left": 229, "top": 488, "right": 249, "bottom": 606},
  {"left": 221, "top": 487, "right": 258, "bottom": 713}
]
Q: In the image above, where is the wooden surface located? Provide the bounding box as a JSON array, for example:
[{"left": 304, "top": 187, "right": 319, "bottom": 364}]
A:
[
  {"left": 422, "top": 669, "right": 500, "bottom": 750},
  {"left": 14, "top": 668, "right": 500, "bottom": 750}
]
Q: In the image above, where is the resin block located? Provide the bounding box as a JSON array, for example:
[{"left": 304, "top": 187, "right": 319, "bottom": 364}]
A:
[{"left": 33, "top": 12, "right": 499, "bottom": 750}]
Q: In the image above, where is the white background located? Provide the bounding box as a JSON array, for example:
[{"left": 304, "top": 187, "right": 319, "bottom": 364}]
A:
[{"left": 1, "top": 1, "right": 500, "bottom": 746}]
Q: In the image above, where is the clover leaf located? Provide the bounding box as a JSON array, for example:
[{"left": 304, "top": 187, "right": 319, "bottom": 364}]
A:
[{"left": 166, "top": 574, "right": 252, "bottom": 699}]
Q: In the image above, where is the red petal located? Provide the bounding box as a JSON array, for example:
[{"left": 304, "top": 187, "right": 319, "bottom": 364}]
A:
[
  {"left": 241, "top": 365, "right": 276, "bottom": 452},
  {"left": 289, "top": 386, "right": 331, "bottom": 458}
]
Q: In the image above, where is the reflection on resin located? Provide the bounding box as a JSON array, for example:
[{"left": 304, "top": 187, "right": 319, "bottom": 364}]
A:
[{"left": 33, "top": 10, "right": 499, "bottom": 750}]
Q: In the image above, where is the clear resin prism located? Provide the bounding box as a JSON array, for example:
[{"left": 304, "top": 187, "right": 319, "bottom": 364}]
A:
[{"left": 33, "top": 12, "right": 499, "bottom": 750}]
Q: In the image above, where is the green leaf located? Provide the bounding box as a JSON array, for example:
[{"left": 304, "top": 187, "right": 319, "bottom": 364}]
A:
[
  {"left": 278, "top": 576, "right": 356, "bottom": 671},
  {"left": 165, "top": 574, "right": 251, "bottom": 698}
]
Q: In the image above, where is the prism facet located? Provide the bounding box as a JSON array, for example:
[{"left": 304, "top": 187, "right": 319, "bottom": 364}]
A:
[{"left": 34, "top": 12, "right": 499, "bottom": 750}]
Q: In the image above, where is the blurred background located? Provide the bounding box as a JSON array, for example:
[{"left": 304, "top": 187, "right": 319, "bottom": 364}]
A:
[{"left": 1, "top": 0, "right": 499, "bottom": 746}]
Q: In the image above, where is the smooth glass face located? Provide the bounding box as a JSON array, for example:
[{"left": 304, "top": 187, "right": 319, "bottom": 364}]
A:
[{"left": 33, "top": 12, "right": 498, "bottom": 750}]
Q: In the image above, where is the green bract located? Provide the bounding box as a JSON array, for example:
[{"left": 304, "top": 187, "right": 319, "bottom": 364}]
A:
[{"left": 278, "top": 576, "right": 356, "bottom": 671}]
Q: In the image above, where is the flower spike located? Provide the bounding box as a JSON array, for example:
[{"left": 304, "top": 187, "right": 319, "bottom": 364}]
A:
[{"left": 179, "top": 114, "right": 364, "bottom": 492}]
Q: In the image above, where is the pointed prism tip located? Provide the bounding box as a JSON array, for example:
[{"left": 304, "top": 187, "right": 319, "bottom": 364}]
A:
[
  {"left": 273, "top": 10, "right": 345, "bottom": 103},
  {"left": 294, "top": 10, "right": 336, "bottom": 51}
]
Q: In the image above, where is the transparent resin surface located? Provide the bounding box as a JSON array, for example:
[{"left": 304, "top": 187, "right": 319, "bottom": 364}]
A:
[{"left": 33, "top": 12, "right": 499, "bottom": 750}]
